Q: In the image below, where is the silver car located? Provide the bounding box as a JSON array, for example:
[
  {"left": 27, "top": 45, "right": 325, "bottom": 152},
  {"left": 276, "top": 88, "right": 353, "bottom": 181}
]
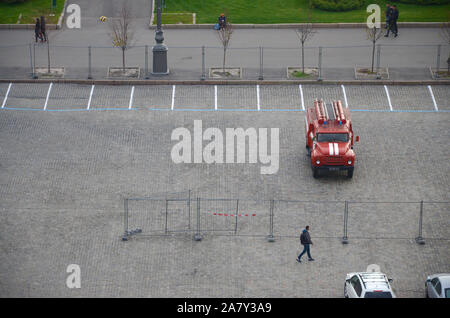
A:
[{"left": 425, "top": 274, "right": 450, "bottom": 298}]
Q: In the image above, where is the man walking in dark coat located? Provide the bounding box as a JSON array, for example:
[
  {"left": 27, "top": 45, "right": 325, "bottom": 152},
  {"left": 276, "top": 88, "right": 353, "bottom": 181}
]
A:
[
  {"left": 297, "top": 226, "right": 315, "bottom": 263},
  {"left": 34, "top": 18, "right": 41, "bottom": 43},
  {"left": 40, "top": 16, "right": 47, "bottom": 42},
  {"left": 385, "top": 5, "right": 399, "bottom": 37},
  {"left": 391, "top": 5, "right": 399, "bottom": 37},
  {"left": 385, "top": 4, "right": 392, "bottom": 29}
]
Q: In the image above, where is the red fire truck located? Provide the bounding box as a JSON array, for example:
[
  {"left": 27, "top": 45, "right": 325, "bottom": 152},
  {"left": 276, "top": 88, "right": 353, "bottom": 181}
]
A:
[{"left": 305, "top": 99, "right": 359, "bottom": 178}]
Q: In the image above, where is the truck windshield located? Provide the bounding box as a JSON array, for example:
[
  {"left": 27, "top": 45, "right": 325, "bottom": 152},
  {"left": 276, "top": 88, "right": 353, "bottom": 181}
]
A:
[
  {"left": 364, "top": 292, "right": 393, "bottom": 298},
  {"left": 317, "top": 133, "right": 348, "bottom": 142}
]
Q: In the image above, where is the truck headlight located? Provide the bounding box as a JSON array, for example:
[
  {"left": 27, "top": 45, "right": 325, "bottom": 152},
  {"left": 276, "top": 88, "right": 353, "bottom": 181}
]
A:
[
  {"left": 316, "top": 160, "right": 320, "bottom": 165},
  {"left": 347, "top": 160, "right": 352, "bottom": 165}
]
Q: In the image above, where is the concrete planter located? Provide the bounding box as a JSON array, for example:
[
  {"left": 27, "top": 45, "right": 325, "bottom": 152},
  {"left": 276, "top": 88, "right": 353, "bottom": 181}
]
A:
[
  {"left": 429, "top": 67, "right": 450, "bottom": 80},
  {"left": 209, "top": 67, "right": 242, "bottom": 79},
  {"left": 108, "top": 67, "right": 140, "bottom": 79},
  {"left": 354, "top": 67, "right": 389, "bottom": 80},
  {"left": 34, "top": 67, "right": 65, "bottom": 78},
  {"left": 287, "top": 67, "right": 318, "bottom": 80}
]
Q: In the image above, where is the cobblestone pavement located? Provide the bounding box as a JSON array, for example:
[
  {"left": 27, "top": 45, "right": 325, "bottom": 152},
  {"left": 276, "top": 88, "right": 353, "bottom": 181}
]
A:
[
  {"left": 0, "top": 85, "right": 449, "bottom": 297},
  {"left": 1, "top": 83, "right": 449, "bottom": 111}
]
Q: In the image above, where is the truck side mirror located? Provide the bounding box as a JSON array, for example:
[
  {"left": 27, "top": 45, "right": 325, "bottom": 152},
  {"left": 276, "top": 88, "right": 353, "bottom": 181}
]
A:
[
  {"left": 355, "top": 136, "right": 359, "bottom": 142},
  {"left": 388, "top": 278, "right": 393, "bottom": 283}
]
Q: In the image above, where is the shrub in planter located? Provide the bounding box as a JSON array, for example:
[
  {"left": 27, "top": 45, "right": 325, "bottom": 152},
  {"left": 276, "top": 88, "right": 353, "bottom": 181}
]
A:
[{"left": 310, "top": 0, "right": 364, "bottom": 11}]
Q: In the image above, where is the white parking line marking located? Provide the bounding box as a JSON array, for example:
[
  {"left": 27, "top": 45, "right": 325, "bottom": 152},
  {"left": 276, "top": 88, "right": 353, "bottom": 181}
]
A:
[
  {"left": 299, "top": 84, "right": 305, "bottom": 111},
  {"left": 384, "top": 85, "right": 393, "bottom": 111},
  {"left": 128, "top": 86, "right": 135, "bottom": 109},
  {"left": 341, "top": 84, "right": 349, "bottom": 108},
  {"left": 214, "top": 85, "right": 218, "bottom": 110},
  {"left": 87, "top": 85, "right": 95, "bottom": 110},
  {"left": 1, "top": 83, "right": 12, "bottom": 108},
  {"left": 43, "top": 82, "right": 53, "bottom": 110},
  {"left": 171, "top": 85, "right": 176, "bottom": 110},
  {"left": 256, "top": 85, "right": 260, "bottom": 111},
  {"left": 427, "top": 85, "right": 438, "bottom": 111}
]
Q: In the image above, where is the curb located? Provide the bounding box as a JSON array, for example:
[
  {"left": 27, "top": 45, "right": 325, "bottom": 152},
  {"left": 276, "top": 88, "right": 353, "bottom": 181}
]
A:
[
  {"left": 1, "top": 79, "right": 449, "bottom": 85},
  {"left": 0, "top": 0, "right": 67, "bottom": 30},
  {"left": 148, "top": 22, "right": 446, "bottom": 29}
]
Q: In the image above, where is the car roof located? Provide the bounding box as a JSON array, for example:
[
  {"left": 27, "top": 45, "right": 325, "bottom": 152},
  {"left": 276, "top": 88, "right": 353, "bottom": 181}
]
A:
[
  {"left": 432, "top": 274, "right": 450, "bottom": 287},
  {"left": 349, "top": 272, "right": 392, "bottom": 291}
]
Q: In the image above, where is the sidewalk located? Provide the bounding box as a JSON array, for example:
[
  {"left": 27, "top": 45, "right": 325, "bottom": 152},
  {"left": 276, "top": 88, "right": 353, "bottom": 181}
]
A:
[{"left": 0, "top": 14, "right": 449, "bottom": 82}]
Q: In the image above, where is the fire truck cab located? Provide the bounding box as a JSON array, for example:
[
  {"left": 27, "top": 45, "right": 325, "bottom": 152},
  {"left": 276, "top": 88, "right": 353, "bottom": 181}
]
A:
[{"left": 305, "top": 99, "right": 358, "bottom": 179}]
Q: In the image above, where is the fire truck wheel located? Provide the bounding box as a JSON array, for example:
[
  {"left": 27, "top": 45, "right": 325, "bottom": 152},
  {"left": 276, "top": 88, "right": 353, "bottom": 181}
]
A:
[
  {"left": 313, "top": 168, "right": 319, "bottom": 178},
  {"left": 347, "top": 168, "right": 354, "bottom": 179}
]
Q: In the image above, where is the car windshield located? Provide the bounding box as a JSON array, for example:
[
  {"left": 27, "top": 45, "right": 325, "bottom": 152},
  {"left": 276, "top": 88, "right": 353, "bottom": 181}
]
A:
[
  {"left": 445, "top": 288, "right": 450, "bottom": 298},
  {"left": 364, "top": 292, "right": 393, "bottom": 298},
  {"left": 317, "top": 133, "right": 348, "bottom": 142}
]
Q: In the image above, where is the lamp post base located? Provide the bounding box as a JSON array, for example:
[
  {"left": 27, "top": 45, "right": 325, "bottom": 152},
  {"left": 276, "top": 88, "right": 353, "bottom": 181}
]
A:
[{"left": 152, "top": 44, "right": 169, "bottom": 75}]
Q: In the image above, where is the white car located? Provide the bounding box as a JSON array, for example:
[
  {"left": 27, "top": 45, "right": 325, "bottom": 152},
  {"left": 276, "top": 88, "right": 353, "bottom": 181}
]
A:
[
  {"left": 425, "top": 274, "right": 450, "bottom": 298},
  {"left": 344, "top": 272, "right": 396, "bottom": 298}
]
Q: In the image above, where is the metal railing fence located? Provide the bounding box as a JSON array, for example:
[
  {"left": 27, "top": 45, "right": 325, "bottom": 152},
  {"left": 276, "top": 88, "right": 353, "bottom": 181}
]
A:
[
  {"left": 122, "top": 192, "right": 449, "bottom": 245},
  {"left": 0, "top": 43, "right": 448, "bottom": 80}
]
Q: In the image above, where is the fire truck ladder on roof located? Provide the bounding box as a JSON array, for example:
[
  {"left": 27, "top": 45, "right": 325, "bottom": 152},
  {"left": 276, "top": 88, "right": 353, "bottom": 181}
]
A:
[
  {"left": 314, "top": 99, "right": 327, "bottom": 124},
  {"left": 332, "top": 100, "right": 347, "bottom": 125},
  {"left": 314, "top": 99, "right": 347, "bottom": 126}
]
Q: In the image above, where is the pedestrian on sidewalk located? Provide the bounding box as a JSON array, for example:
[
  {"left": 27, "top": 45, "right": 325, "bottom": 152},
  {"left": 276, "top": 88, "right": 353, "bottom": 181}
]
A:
[
  {"left": 385, "top": 4, "right": 392, "bottom": 30},
  {"left": 391, "top": 5, "right": 399, "bottom": 37},
  {"left": 297, "top": 226, "right": 315, "bottom": 263},
  {"left": 385, "top": 5, "right": 399, "bottom": 37},
  {"left": 34, "top": 18, "right": 42, "bottom": 43},
  {"left": 40, "top": 16, "right": 47, "bottom": 42},
  {"left": 218, "top": 13, "right": 226, "bottom": 30}
]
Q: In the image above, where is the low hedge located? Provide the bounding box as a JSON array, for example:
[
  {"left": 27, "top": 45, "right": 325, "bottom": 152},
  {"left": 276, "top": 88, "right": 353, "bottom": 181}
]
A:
[
  {"left": 390, "top": 0, "right": 450, "bottom": 4},
  {"left": 310, "top": 0, "right": 364, "bottom": 12},
  {"left": 0, "top": 0, "right": 28, "bottom": 3}
]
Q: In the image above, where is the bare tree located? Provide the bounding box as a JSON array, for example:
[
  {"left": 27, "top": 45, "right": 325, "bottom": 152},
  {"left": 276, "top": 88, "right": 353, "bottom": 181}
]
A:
[
  {"left": 440, "top": 22, "right": 450, "bottom": 73},
  {"left": 216, "top": 17, "right": 233, "bottom": 74},
  {"left": 109, "top": 3, "right": 135, "bottom": 73},
  {"left": 295, "top": 9, "right": 316, "bottom": 74},
  {"left": 366, "top": 26, "right": 384, "bottom": 73}
]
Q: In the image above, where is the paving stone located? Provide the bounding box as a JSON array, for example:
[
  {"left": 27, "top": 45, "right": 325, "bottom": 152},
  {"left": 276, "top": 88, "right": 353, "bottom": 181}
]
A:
[
  {"left": 89, "top": 85, "right": 133, "bottom": 109},
  {"left": 429, "top": 85, "right": 450, "bottom": 111},
  {"left": 388, "top": 85, "right": 435, "bottom": 111},
  {"left": 4, "top": 83, "right": 49, "bottom": 109},
  {"left": 133, "top": 85, "right": 173, "bottom": 110},
  {"left": 46, "top": 84, "right": 91, "bottom": 110},
  {"left": 0, "top": 87, "right": 448, "bottom": 298}
]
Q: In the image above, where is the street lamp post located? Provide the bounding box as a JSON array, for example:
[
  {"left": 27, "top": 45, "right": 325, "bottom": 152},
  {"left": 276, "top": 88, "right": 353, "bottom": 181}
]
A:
[{"left": 152, "top": 0, "right": 168, "bottom": 75}]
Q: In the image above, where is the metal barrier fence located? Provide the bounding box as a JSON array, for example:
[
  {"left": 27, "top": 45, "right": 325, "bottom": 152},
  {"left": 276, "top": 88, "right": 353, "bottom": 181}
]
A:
[
  {"left": 0, "top": 43, "right": 448, "bottom": 80},
  {"left": 122, "top": 193, "right": 450, "bottom": 244}
]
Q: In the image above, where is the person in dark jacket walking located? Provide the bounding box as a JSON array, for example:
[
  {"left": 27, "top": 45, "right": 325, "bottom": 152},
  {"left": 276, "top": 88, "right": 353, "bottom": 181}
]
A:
[
  {"left": 385, "top": 5, "right": 399, "bottom": 37},
  {"left": 391, "top": 5, "right": 399, "bottom": 37},
  {"left": 40, "top": 16, "right": 47, "bottom": 42},
  {"left": 34, "top": 18, "right": 42, "bottom": 43},
  {"left": 385, "top": 4, "right": 392, "bottom": 29},
  {"left": 297, "top": 226, "right": 314, "bottom": 263}
]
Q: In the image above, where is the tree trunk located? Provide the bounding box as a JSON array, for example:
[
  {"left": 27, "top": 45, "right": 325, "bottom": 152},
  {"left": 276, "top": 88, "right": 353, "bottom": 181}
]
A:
[
  {"left": 223, "top": 47, "right": 226, "bottom": 73},
  {"left": 301, "top": 42, "right": 305, "bottom": 74},
  {"left": 371, "top": 40, "right": 376, "bottom": 73},
  {"left": 122, "top": 47, "right": 126, "bottom": 73},
  {"left": 47, "top": 39, "right": 50, "bottom": 73}
]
